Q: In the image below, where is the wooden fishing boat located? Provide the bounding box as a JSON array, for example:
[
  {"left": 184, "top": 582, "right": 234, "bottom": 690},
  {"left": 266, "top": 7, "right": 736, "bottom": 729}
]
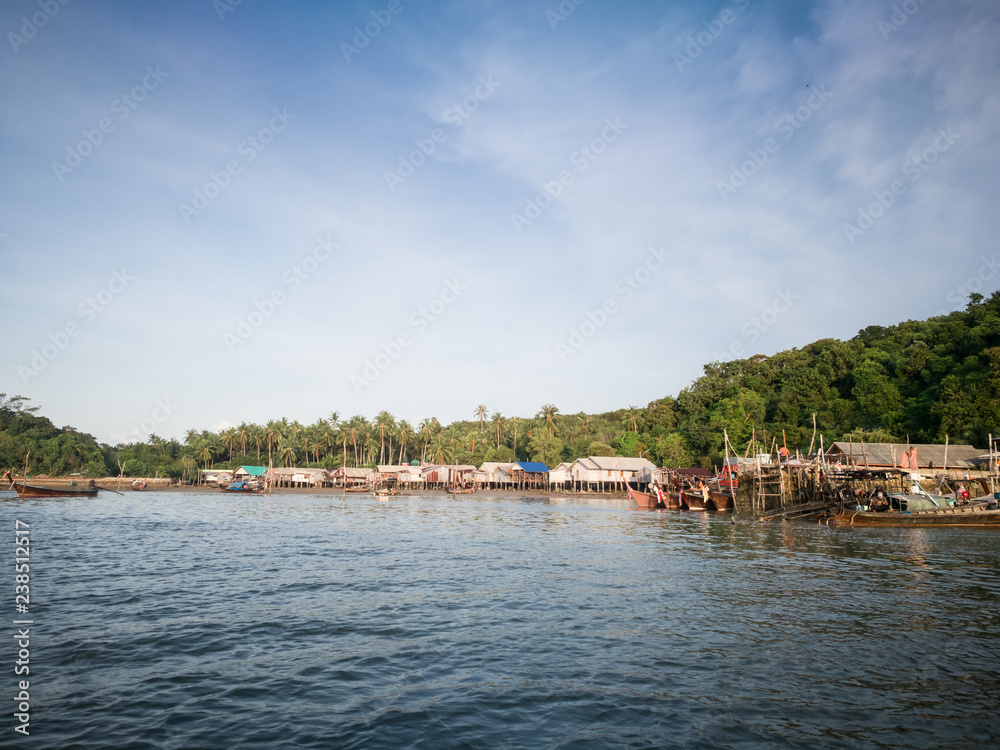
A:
[
  {"left": 7, "top": 479, "right": 99, "bottom": 498},
  {"left": 627, "top": 482, "right": 678, "bottom": 510},
  {"left": 219, "top": 481, "right": 264, "bottom": 493},
  {"left": 342, "top": 485, "right": 371, "bottom": 493},
  {"left": 707, "top": 489, "right": 733, "bottom": 511},
  {"left": 132, "top": 479, "right": 148, "bottom": 491},
  {"left": 681, "top": 489, "right": 708, "bottom": 512},
  {"left": 627, "top": 485, "right": 659, "bottom": 509},
  {"left": 446, "top": 486, "right": 476, "bottom": 494},
  {"left": 830, "top": 502, "right": 1000, "bottom": 527}
]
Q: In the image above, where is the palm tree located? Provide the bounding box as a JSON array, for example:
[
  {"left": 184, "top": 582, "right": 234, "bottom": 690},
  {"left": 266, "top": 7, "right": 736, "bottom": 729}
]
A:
[
  {"left": 250, "top": 424, "right": 263, "bottom": 462},
  {"left": 623, "top": 406, "right": 641, "bottom": 433},
  {"left": 347, "top": 416, "right": 365, "bottom": 465},
  {"left": 511, "top": 416, "right": 521, "bottom": 452},
  {"left": 577, "top": 412, "right": 591, "bottom": 439},
  {"left": 236, "top": 423, "right": 249, "bottom": 456},
  {"left": 264, "top": 420, "right": 282, "bottom": 463},
  {"left": 537, "top": 404, "right": 559, "bottom": 437},
  {"left": 279, "top": 437, "right": 297, "bottom": 467},
  {"left": 300, "top": 428, "right": 314, "bottom": 467},
  {"left": 418, "top": 418, "right": 439, "bottom": 463},
  {"left": 375, "top": 411, "right": 395, "bottom": 465},
  {"left": 491, "top": 412, "right": 504, "bottom": 448},
  {"left": 475, "top": 405, "right": 488, "bottom": 432},
  {"left": 397, "top": 420, "right": 412, "bottom": 464},
  {"left": 221, "top": 427, "right": 237, "bottom": 462}
]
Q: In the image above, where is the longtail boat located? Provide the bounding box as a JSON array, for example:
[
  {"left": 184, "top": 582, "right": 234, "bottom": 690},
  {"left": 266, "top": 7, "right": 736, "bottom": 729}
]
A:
[
  {"left": 707, "top": 489, "right": 734, "bottom": 511},
  {"left": 830, "top": 501, "right": 1000, "bottom": 527},
  {"left": 219, "top": 481, "right": 264, "bottom": 493},
  {"left": 681, "top": 488, "right": 708, "bottom": 512},
  {"left": 6, "top": 479, "right": 99, "bottom": 498},
  {"left": 627, "top": 481, "right": 678, "bottom": 510},
  {"left": 446, "top": 486, "right": 476, "bottom": 494}
]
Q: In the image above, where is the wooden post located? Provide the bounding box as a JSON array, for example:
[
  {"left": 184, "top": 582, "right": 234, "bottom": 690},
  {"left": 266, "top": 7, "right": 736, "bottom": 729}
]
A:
[
  {"left": 808, "top": 413, "right": 817, "bottom": 457},
  {"left": 943, "top": 434, "right": 949, "bottom": 472}
]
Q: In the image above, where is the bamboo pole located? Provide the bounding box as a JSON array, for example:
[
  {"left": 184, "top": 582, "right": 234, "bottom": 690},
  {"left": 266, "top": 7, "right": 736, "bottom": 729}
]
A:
[
  {"left": 943, "top": 434, "right": 949, "bottom": 472},
  {"left": 808, "top": 413, "right": 817, "bottom": 457}
]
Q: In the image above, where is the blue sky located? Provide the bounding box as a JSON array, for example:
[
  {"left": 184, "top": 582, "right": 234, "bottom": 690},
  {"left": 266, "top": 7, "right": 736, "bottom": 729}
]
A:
[{"left": 1, "top": 0, "right": 998, "bottom": 444}]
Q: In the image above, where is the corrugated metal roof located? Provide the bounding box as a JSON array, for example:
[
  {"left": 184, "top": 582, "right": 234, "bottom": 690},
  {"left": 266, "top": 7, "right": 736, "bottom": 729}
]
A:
[
  {"left": 236, "top": 466, "right": 268, "bottom": 476},
  {"left": 826, "top": 442, "right": 984, "bottom": 468},
  {"left": 514, "top": 461, "right": 549, "bottom": 473},
  {"left": 586, "top": 456, "right": 656, "bottom": 471}
]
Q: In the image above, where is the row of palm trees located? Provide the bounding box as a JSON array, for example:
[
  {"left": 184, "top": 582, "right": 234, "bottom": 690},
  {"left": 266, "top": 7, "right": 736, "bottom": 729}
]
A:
[{"left": 177, "top": 404, "right": 645, "bottom": 470}]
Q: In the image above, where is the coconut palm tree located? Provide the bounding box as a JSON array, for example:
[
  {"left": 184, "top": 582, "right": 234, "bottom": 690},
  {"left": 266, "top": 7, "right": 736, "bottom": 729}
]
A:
[
  {"left": 475, "top": 405, "right": 488, "bottom": 432},
  {"left": 279, "top": 437, "right": 297, "bottom": 467},
  {"left": 264, "top": 421, "right": 282, "bottom": 463},
  {"left": 221, "top": 427, "right": 238, "bottom": 462},
  {"left": 623, "top": 405, "right": 642, "bottom": 433},
  {"left": 375, "top": 411, "right": 395, "bottom": 465},
  {"left": 511, "top": 416, "right": 521, "bottom": 452},
  {"left": 396, "top": 420, "right": 412, "bottom": 464},
  {"left": 537, "top": 404, "right": 559, "bottom": 437},
  {"left": 236, "top": 423, "right": 249, "bottom": 456},
  {"left": 491, "top": 412, "right": 504, "bottom": 448},
  {"left": 418, "top": 418, "right": 439, "bottom": 463}
]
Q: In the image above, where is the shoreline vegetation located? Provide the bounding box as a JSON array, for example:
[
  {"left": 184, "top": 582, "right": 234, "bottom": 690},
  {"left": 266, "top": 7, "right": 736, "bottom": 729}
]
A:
[{"left": 3, "top": 291, "right": 999, "bottom": 482}]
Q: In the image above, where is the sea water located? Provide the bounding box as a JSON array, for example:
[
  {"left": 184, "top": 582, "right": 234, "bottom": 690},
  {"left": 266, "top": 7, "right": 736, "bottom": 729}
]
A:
[{"left": 4, "top": 492, "right": 999, "bottom": 749}]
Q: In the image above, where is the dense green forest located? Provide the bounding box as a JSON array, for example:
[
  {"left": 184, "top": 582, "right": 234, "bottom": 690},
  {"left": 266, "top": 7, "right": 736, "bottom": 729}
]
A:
[{"left": 3, "top": 291, "right": 999, "bottom": 479}]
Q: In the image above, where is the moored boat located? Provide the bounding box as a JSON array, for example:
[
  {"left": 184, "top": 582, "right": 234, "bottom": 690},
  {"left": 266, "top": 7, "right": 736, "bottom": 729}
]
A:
[
  {"left": 132, "top": 479, "right": 148, "bottom": 491},
  {"left": 707, "top": 489, "right": 733, "bottom": 511},
  {"left": 830, "top": 502, "right": 1000, "bottom": 527},
  {"left": 627, "top": 481, "right": 678, "bottom": 509},
  {"left": 681, "top": 488, "right": 708, "bottom": 511},
  {"left": 6, "top": 479, "right": 99, "bottom": 498},
  {"left": 220, "top": 480, "right": 264, "bottom": 493}
]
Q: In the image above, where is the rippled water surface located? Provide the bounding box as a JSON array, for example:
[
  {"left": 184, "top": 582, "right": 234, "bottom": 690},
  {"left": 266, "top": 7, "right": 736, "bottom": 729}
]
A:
[{"left": 5, "top": 491, "right": 1000, "bottom": 749}]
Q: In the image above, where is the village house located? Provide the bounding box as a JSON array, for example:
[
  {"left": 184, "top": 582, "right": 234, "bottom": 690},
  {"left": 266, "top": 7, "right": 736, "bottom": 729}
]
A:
[
  {"left": 824, "top": 442, "right": 988, "bottom": 471},
  {"left": 571, "top": 456, "right": 657, "bottom": 492}
]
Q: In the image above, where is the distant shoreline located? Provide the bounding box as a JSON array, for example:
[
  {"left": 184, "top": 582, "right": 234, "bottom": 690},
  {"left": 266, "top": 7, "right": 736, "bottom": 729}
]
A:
[{"left": 5, "top": 476, "right": 625, "bottom": 499}]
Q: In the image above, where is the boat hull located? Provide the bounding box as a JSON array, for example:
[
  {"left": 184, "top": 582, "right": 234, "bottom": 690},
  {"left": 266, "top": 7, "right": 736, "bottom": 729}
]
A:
[
  {"left": 627, "top": 488, "right": 659, "bottom": 509},
  {"left": 708, "top": 490, "right": 733, "bottom": 511},
  {"left": 681, "top": 490, "right": 708, "bottom": 511},
  {"left": 832, "top": 504, "right": 1000, "bottom": 527},
  {"left": 9, "top": 481, "right": 98, "bottom": 498}
]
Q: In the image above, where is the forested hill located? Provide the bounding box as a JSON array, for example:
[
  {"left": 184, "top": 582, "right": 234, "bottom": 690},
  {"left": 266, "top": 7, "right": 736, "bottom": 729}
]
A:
[
  {"left": 2, "top": 291, "right": 998, "bottom": 478},
  {"left": 667, "top": 290, "right": 1000, "bottom": 465},
  {"left": 0, "top": 394, "right": 109, "bottom": 477}
]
